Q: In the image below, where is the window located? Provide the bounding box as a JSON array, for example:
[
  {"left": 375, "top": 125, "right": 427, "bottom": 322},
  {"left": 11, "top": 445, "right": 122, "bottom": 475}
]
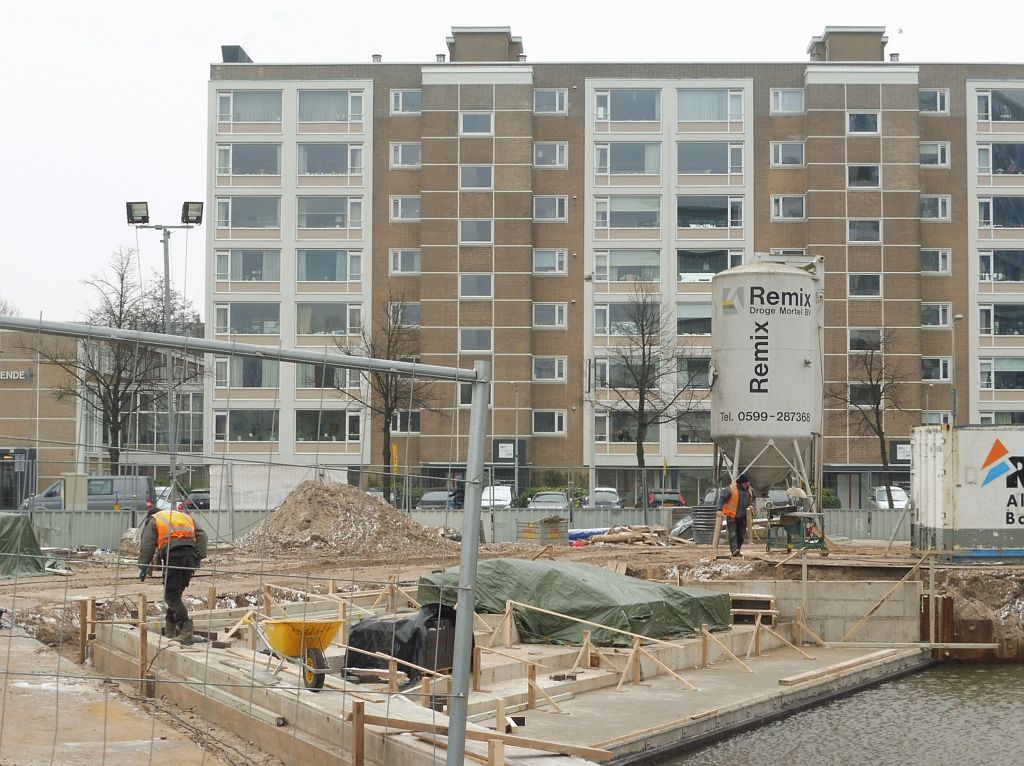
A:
[
  {"left": 980, "top": 144, "right": 1024, "bottom": 175},
  {"left": 848, "top": 219, "right": 881, "bottom": 243},
  {"left": 849, "top": 384, "right": 882, "bottom": 407},
  {"left": 297, "top": 196, "right": 361, "bottom": 228},
  {"left": 980, "top": 304, "right": 1024, "bottom": 335},
  {"left": 460, "top": 112, "right": 493, "bottom": 135},
  {"left": 215, "top": 196, "right": 280, "bottom": 228},
  {"left": 594, "top": 249, "right": 660, "bottom": 282},
  {"left": 677, "top": 89, "right": 743, "bottom": 121},
  {"left": 222, "top": 410, "right": 279, "bottom": 442},
  {"left": 391, "top": 410, "right": 420, "bottom": 434},
  {"left": 981, "top": 411, "right": 1024, "bottom": 425},
  {"left": 389, "top": 302, "right": 421, "bottom": 327},
  {"left": 217, "top": 90, "right": 282, "bottom": 123},
  {"left": 981, "top": 359, "right": 993, "bottom": 388},
  {"left": 594, "top": 358, "right": 639, "bottom": 389},
  {"left": 848, "top": 165, "right": 880, "bottom": 188},
  {"left": 296, "top": 363, "right": 360, "bottom": 389},
  {"left": 979, "top": 197, "right": 1024, "bottom": 228},
  {"left": 457, "top": 381, "right": 493, "bottom": 407},
  {"left": 390, "top": 196, "right": 421, "bottom": 221},
  {"left": 922, "top": 357, "right": 951, "bottom": 381},
  {"left": 215, "top": 249, "right": 281, "bottom": 281},
  {"left": 922, "top": 411, "right": 952, "bottom": 426},
  {"left": 214, "top": 302, "right": 280, "bottom": 335},
  {"left": 979, "top": 250, "right": 1024, "bottom": 281},
  {"left": 533, "top": 249, "right": 567, "bottom": 274},
  {"left": 676, "top": 411, "right": 712, "bottom": 443},
  {"left": 594, "top": 411, "right": 644, "bottom": 443},
  {"left": 533, "top": 410, "right": 566, "bottom": 435},
  {"left": 216, "top": 144, "right": 280, "bottom": 175},
  {"left": 298, "top": 90, "right": 362, "bottom": 122},
  {"left": 296, "top": 302, "right": 361, "bottom": 335},
  {"left": 848, "top": 112, "right": 880, "bottom": 133},
  {"left": 678, "top": 356, "right": 711, "bottom": 388},
  {"left": 922, "top": 249, "right": 951, "bottom": 274},
  {"left": 849, "top": 274, "right": 881, "bottom": 298},
  {"left": 460, "top": 165, "right": 493, "bottom": 189},
  {"left": 922, "top": 303, "right": 951, "bottom": 327},
  {"left": 595, "top": 304, "right": 653, "bottom": 336},
  {"left": 460, "top": 219, "right": 493, "bottom": 244},
  {"left": 771, "top": 142, "right": 804, "bottom": 167},
  {"left": 296, "top": 410, "right": 360, "bottom": 442},
  {"left": 920, "top": 89, "right": 949, "bottom": 114},
  {"left": 595, "top": 89, "right": 661, "bottom": 121},
  {"left": 390, "top": 89, "right": 422, "bottom": 115},
  {"left": 978, "top": 89, "right": 1024, "bottom": 122},
  {"left": 390, "top": 143, "right": 421, "bottom": 168},
  {"left": 390, "top": 249, "right": 421, "bottom": 274},
  {"left": 677, "top": 142, "right": 741, "bottom": 174},
  {"left": 677, "top": 249, "right": 742, "bottom": 281},
  {"left": 219, "top": 357, "right": 279, "bottom": 388},
  {"left": 849, "top": 328, "right": 882, "bottom": 352},
  {"left": 770, "top": 88, "right": 804, "bottom": 114},
  {"left": 921, "top": 195, "right": 951, "bottom": 220},
  {"left": 771, "top": 195, "right": 805, "bottom": 220},
  {"left": 297, "top": 250, "right": 361, "bottom": 282},
  {"left": 298, "top": 143, "right": 362, "bottom": 175},
  {"left": 676, "top": 303, "right": 712, "bottom": 335},
  {"left": 677, "top": 195, "right": 743, "bottom": 228},
  {"left": 533, "top": 303, "right": 567, "bottom": 328},
  {"left": 534, "top": 89, "right": 568, "bottom": 114},
  {"left": 534, "top": 142, "right": 568, "bottom": 168},
  {"left": 533, "top": 196, "right": 568, "bottom": 221},
  {"left": 533, "top": 357, "right": 567, "bottom": 382},
  {"left": 459, "top": 328, "right": 492, "bottom": 352},
  {"left": 595, "top": 196, "right": 660, "bottom": 229},
  {"left": 921, "top": 142, "right": 951, "bottom": 167},
  {"left": 991, "top": 359, "right": 1024, "bottom": 390},
  {"left": 596, "top": 142, "right": 661, "bottom": 175},
  {"left": 459, "top": 273, "right": 492, "bottom": 299}
]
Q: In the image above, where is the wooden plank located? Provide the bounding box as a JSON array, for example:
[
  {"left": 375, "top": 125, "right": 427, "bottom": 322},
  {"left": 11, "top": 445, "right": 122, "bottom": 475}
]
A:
[
  {"left": 223, "top": 610, "right": 254, "bottom": 640},
  {"left": 352, "top": 701, "right": 365, "bottom": 766},
  {"left": 778, "top": 649, "right": 899, "bottom": 686}
]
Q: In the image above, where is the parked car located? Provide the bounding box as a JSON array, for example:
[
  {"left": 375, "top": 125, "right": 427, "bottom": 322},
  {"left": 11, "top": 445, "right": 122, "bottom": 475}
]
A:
[
  {"left": 868, "top": 486, "right": 910, "bottom": 511},
  {"left": 481, "top": 485, "right": 514, "bottom": 510},
  {"left": 638, "top": 489, "right": 687, "bottom": 508},
  {"left": 588, "top": 487, "right": 623, "bottom": 508},
  {"left": 416, "top": 490, "right": 453, "bottom": 510},
  {"left": 186, "top": 489, "right": 211, "bottom": 510},
  {"left": 527, "top": 491, "right": 572, "bottom": 514},
  {"left": 22, "top": 475, "right": 156, "bottom": 512}
]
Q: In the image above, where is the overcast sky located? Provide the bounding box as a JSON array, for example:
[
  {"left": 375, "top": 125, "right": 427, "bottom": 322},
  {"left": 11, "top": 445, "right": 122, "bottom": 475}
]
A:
[{"left": 3, "top": 1, "right": 1023, "bottom": 321}]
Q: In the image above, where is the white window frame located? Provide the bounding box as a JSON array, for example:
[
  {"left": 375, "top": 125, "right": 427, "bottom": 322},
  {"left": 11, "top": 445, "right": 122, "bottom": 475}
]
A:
[
  {"left": 675, "top": 142, "right": 741, "bottom": 175},
  {"left": 922, "top": 302, "right": 952, "bottom": 328},
  {"left": 214, "top": 357, "right": 229, "bottom": 387},
  {"left": 295, "top": 196, "right": 360, "bottom": 229},
  {"left": 979, "top": 145, "right": 992, "bottom": 175},
  {"left": 390, "top": 89, "right": 422, "bottom": 115},
  {"left": 921, "top": 141, "right": 951, "bottom": 168},
  {"left": 771, "top": 141, "right": 805, "bottom": 167},
  {"left": 921, "top": 248, "right": 951, "bottom": 274},
  {"left": 922, "top": 411, "right": 953, "bottom": 426},
  {"left": 848, "top": 219, "right": 882, "bottom": 243},
  {"left": 979, "top": 198, "right": 993, "bottom": 227},
  {"left": 389, "top": 196, "right": 421, "bottom": 222},
  {"left": 296, "top": 249, "right": 361, "bottom": 283},
  {"left": 771, "top": 195, "right": 805, "bottom": 220},
  {"left": 981, "top": 359, "right": 994, "bottom": 389},
  {"left": 459, "top": 165, "right": 493, "bottom": 190},
  {"left": 595, "top": 88, "right": 662, "bottom": 123},
  {"left": 459, "top": 328, "right": 493, "bottom": 353},
  {"left": 457, "top": 381, "right": 494, "bottom": 408},
  {"left": 848, "top": 274, "right": 882, "bottom": 299},
  {"left": 676, "top": 88, "right": 744, "bottom": 122},
  {"left": 218, "top": 90, "right": 284, "bottom": 124},
  {"left": 459, "top": 273, "right": 493, "bottom": 299},
  {"left": 389, "top": 249, "right": 421, "bottom": 274},
  {"left": 921, "top": 195, "right": 951, "bottom": 221},
  {"left": 848, "top": 112, "right": 881, "bottom": 134},
  {"left": 533, "top": 196, "right": 568, "bottom": 222},
  {"left": 532, "top": 410, "right": 566, "bottom": 435},
  {"left": 297, "top": 89, "right": 362, "bottom": 123},
  {"left": 534, "top": 142, "right": 568, "bottom": 168},
  {"left": 594, "top": 249, "right": 661, "bottom": 283},
  {"left": 534, "top": 88, "right": 568, "bottom": 115},
  {"left": 978, "top": 91, "right": 992, "bottom": 121},
  {"left": 533, "top": 248, "right": 567, "bottom": 274},
  {"left": 920, "top": 88, "right": 950, "bottom": 114},
  {"left": 849, "top": 383, "right": 882, "bottom": 408},
  {"left": 389, "top": 142, "right": 421, "bottom": 169},
  {"left": 459, "top": 219, "right": 493, "bottom": 244},
  {"left": 460, "top": 111, "right": 494, "bottom": 136},
  {"left": 390, "top": 410, "right": 421, "bottom": 434},
  {"left": 847, "top": 164, "right": 881, "bottom": 189},
  {"left": 296, "top": 363, "right": 360, "bottom": 390},
  {"left": 296, "top": 302, "right": 361, "bottom": 336},
  {"left": 533, "top": 356, "right": 567, "bottom": 382},
  {"left": 849, "top": 328, "right": 882, "bottom": 352},
  {"left": 388, "top": 301, "right": 421, "bottom": 328},
  {"left": 533, "top": 303, "right": 567, "bottom": 329},
  {"left": 297, "top": 143, "right": 363, "bottom": 177},
  {"left": 980, "top": 305, "right": 994, "bottom": 335},
  {"left": 922, "top": 357, "right": 951, "bottom": 382},
  {"left": 770, "top": 88, "right": 805, "bottom": 114}
]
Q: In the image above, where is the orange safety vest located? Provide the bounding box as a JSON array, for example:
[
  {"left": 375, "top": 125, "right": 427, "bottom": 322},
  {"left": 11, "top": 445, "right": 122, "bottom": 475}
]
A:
[
  {"left": 722, "top": 482, "right": 741, "bottom": 519},
  {"left": 152, "top": 510, "right": 197, "bottom": 550}
]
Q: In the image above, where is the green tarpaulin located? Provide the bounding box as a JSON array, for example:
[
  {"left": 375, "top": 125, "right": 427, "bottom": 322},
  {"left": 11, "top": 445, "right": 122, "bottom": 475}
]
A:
[
  {"left": 417, "top": 558, "right": 731, "bottom": 647},
  {"left": 0, "top": 513, "right": 47, "bottom": 577}
]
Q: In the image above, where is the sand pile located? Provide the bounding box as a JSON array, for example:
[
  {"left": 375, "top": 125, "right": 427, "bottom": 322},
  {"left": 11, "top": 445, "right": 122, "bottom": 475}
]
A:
[{"left": 235, "top": 481, "right": 457, "bottom": 559}]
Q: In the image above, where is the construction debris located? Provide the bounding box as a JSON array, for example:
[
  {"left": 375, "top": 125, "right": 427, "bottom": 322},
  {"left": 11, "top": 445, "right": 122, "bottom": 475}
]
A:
[{"left": 588, "top": 525, "right": 667, "bottom": 546}]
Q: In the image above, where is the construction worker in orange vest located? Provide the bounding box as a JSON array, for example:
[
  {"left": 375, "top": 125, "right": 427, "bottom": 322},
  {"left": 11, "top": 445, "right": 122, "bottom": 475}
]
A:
[
  {"left": 718, "top": 473, "right": 754, "bottom": 557},
  {"left": 138, "top": 507, "right": 208, "bottom": 642}
]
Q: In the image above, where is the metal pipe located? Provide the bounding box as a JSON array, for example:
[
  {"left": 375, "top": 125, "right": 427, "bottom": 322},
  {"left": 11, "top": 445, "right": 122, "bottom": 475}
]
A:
[{"left": 161, "top": 229, "right": 178, "bottom": 509}]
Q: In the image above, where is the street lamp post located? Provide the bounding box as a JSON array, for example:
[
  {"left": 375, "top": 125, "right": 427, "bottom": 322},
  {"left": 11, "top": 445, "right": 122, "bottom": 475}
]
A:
[
  {"left": 126, "top": 202, "right": 203, "bottom": 509},
  {"left": 951, "top": 313, "right": 964, "bottom": 425}
]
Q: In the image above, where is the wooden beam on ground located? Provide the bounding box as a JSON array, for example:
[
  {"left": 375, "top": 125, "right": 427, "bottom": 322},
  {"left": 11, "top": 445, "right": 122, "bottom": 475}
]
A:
[
  {"left": 527, "top": 680, "right": 565, "bottom": 713},
  {"left": 778, "top": 649, "right": 898, "bottom": 686},
  {"left": 479, "top": 646, "right": 546, "bottom": 668},
  {"left": 841, "top": 553, "right": 930, "bottom": 642},
  {"left": 774, "top": 549, "right": 802, "bottom": 570}
]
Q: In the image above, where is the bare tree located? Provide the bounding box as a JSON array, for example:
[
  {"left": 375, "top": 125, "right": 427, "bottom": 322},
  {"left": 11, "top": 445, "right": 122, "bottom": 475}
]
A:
[
  {"left": 598, "top": 284, "right": 709, "bottom": 509},
  {"left": 825, "top": 330, "right": 910, "bottom": 509},
  {"left": 24, "top": 248, "right": 201, "bottom": 469},
  {"left": 0, "top": 295, "right": 18, "bottom": 316},
  {"left": 337, "top": 291, "right": 434, "bottom": 505}
]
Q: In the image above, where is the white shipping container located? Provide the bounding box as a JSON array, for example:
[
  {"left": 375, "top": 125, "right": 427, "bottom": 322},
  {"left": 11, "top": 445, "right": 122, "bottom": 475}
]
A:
[{"left": 911, "top": 424, "right": 1024, "bottom": 560}]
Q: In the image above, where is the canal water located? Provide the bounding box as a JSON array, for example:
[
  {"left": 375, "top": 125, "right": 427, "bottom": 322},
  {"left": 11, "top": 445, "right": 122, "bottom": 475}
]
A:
[{"left": 662, "top": 663, "right": 1024, "bottom": 766}]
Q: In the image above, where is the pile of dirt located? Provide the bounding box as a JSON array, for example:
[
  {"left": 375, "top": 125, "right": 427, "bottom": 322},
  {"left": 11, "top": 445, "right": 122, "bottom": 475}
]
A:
[
  {"left": 234, "top": 481, "right": 457, "bottom": 560},
  {"left": 940, "top": 569, "right": 1024, "bottom": 645}
]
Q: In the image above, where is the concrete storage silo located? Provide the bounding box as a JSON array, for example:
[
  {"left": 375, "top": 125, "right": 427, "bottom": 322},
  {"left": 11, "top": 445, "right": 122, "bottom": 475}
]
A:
[{"left": 710, "top": 258, "right": 823, "bottom": 490}]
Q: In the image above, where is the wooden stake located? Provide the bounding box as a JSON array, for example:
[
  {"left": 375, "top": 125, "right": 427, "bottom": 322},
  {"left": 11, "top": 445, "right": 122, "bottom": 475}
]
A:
[
  {"left": 329, "top": 578, "right": 337, "bottom": 594},
  {"left": 472, "top": 645, "right": 482, "bottom": 691},
  {"left": 352, "top": 700, "right": 365, "bottom": 766},
  {"left": 710, "top": 511, "right": 724, "bottom": 555},
  {"left": 630, "top": 636, "right": 643, "bottom": 685},
  {"left": 138, "top": 594, "right": 148, "bottom": 694},
  {"left": 754, "top": 614, "right": 763, "bottom": 657},
  {"left": 527, "top": 664, "right": 537, "bottom": 709},
  {"left": 388, "top": 658, "right": 399, "bottom": 693},
  {"left": 701, "top": 625, "right": 753, "bottom": 672},
  {"left": 503, "top": 601, "right": 513, "bottom": 648},
  {"left": 494, "top": 698, "right": 506, "bottom": 731},
  {"left": 636, "top": 646, "right": 698, "bottom": 691},
  {"left": 340, "top": 602, "right": 349, "bottom": 645},
  {"left": 528, "top": 680, "right": 565, "bottom": 713},
  {"left": 572, "top": 630, "right": 593, "bottom": 671},
  {"left": 421, "top": 676, "right": 432, "bottom": 708},
  {"left": 795, "top": 606, "right": 805, "bottom": 647},
  {"left": 207, "top": 585, "right": 217, "bottom": 610},
  {"left": 760, "top": 623, "right": 815, "bottom": 660},
  {"left": 700, "top": 623, "right": 709, "bottom": 668},
  {"left": 78, "top": 599, "right": 89, "bottom": 664},
  {"left": 488, "top": 739, "right": 505, "bottom": 766},
  {"left": 223, "top": 609, "right": 253, "bottom": 640}
]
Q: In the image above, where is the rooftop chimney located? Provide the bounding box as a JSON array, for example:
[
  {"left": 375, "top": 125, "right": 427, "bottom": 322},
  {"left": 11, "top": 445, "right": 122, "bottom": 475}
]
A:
[
  {"left": 372, "top": 53, "right": 382, "bottom": 63},
  {"left": 221, "top": 45, "right": 252, "bottom": 64},
  {"left": 436, "top": 53, "right": 446, "bottom": 62},
  {"left": 446, "top": 27, "right": 523, "bottom": 62},
  {"left": 889, "top": 52, "right": 900, "bottom": 62},
  {"left": 806, "top": 26, "right": 888, "bottom": 62}
]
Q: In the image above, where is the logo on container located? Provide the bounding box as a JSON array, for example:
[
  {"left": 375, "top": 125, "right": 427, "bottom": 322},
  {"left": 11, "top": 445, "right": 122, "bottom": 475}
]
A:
[
  {"left": 721, "top": 286, "right": 743, "bottom": 314},
  {"left": 981, "top": 438, "right": 1015, "bottom": 487}
]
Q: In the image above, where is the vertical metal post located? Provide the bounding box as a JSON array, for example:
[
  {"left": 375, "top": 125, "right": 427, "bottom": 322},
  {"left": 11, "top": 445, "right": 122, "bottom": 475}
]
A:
[
  {"left": 161, "top": 229, "right": 178, "bottom": 508},
  {"left": 446, "top": 361, "right": 491, "bottom": 766},
  {"left": 513, "top": 382, "right": 519, "bottom": 498}
]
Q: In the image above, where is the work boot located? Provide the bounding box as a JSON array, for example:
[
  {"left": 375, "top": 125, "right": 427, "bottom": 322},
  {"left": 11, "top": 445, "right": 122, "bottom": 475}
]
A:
[
  {"left": 177, "top": 619, "right": 194, "bottom": 644},
  {"left": 164, "top": 617, "right": 179, "bottom": 638}
]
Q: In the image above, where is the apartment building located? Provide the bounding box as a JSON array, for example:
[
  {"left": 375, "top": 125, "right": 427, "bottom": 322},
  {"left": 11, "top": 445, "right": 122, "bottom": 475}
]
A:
[{"left": 206, "top": 26, "right": 1024, "bottom": 508}]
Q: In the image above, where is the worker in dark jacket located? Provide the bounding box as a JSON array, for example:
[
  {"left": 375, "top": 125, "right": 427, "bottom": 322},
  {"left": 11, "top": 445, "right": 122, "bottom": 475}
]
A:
[
  {"left": 138, "top": 508, "right": 208, "bottom": 641},
  {"left": 719, "top": 473, "right": 754, "bottom": 557}
]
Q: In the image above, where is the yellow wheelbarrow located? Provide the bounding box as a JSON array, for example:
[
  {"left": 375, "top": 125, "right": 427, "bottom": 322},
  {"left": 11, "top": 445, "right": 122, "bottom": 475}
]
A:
[{"left": 247, "top": 617, "right": 343, "bottom": 692}]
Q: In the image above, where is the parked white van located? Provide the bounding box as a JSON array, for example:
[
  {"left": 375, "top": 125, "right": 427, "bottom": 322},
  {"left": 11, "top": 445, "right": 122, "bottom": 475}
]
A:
[
  {"left": 22, "top": 475, "right": 156, "bottom": 512},
  {"left": 481, "top": 485, "right": 514, "bottom": 510}
]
